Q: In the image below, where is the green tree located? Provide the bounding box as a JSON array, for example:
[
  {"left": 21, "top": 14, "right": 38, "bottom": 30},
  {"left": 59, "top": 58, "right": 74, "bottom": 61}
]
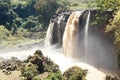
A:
[
  {"left": 35, "top": 0, "right": 59, "bottom": 24},
  {"left": 96, "top": 0, "right": 120, "bottom": 11},
  {"left": 94, "top": 0, "right": 120, "bottom": 26},
  {"left": 34, "top": 0, "right": 70, "bottom": 26}
]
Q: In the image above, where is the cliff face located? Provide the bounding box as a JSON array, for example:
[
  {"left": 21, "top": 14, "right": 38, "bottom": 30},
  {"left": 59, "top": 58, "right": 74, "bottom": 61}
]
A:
[
  {"left": 45, "top": 10, "right": 113, "bottom": 47},
  {"left": 45, "top": 12, "right": 71, "bottom": 47},
  {"left": 45, "top": 10, "right": 117, "bottom": 71}
]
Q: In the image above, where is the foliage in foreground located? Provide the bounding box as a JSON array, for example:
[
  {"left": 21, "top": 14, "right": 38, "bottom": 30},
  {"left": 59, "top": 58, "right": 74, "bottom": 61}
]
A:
[
  {"left": 19, "top": 50, "right": 88, "bottom": 80},
  {"left": 20, "top": 63, "right": 39, "bottom": 80},
  {"left": 63, "top": 66, "right": 87, "bottom": 80}
]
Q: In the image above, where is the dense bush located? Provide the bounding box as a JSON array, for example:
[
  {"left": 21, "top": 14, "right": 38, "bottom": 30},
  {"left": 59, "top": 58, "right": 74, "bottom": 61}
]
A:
[
  {"left": 34, "top": 0, "right": 59, "bottom": 24},
  {"left": 34, "top": 0, "right": 70, "bottom": 26},
  {"left": 0, "top": 0, "right": 70, "bottom": 35},
  {"left": 0, "top": 25, "right": 11, "bottom": 40},
  {"left": 0, "top": 0, "right": 40, "bottom": 32},
  {"left": 20, "top": 62, "right": 39, "bottom": 80},
  {"left": 96, "top": 0, "right": 120, "bottom": 11},
  {"left": 0, "top": 2, "right": 18, "bottom": 30},
  {"left": 13, "top": 0, "right": 37, "bottom": 18},
  {"left": 46, "top": 71, "right": 64, "bottom": 80},
  {"left": 94, "top": 0, "right": 120, "bottom": 26},
  {"left": 63, "top": 66, "right": 87, "bottom": 80}
]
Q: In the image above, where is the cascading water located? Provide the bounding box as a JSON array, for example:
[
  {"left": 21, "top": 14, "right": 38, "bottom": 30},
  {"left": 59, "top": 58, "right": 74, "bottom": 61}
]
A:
[
  {"left": 61, "top": 11, "right": 107, "bottom": 80},
  {"left": 62, "top": 11, "right": 83, "bottom": 58},
  {"left": 45, "top": 12, "right": 70, "bottom": 47},
  {"left": 84, "top": 11, "right": 90, "bottom": 60}
]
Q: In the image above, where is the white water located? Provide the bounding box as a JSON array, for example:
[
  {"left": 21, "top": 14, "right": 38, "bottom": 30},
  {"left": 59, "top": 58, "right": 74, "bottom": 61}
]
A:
[
  {"left": 84, "top": 11, "right": 90, "bottom": 60},
  {"left": 0, "top": 46, "right": 106, "bottom": 80},
  {"left": 44, "top": 21, "right": 54, "bottom": 47}
]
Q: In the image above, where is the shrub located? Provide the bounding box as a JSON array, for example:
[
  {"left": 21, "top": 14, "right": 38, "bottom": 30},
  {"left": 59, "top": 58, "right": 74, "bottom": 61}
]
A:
[
  {"left": 0, "top": 25, "right": 11, "bottom": 40},
  {"left": 22, "top": 20, "right": 37, "bottom": 29},
  {"left": 46, "top": 71, "right": 64, "bottom": 80},
  {"left": 63, "top": 66, "right": 87, "bottom": 80},
  {"left": 20, "top": 62, "right": 39, "bottom": 80}
]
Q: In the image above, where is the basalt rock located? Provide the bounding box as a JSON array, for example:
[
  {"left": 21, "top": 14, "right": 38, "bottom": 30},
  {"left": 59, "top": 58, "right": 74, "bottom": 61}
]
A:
[
  {"left": 45, "top": 10, "right": 113, "bottom": 47},
  {"left": 3, "top": 69, "right": 11, "bottom": 75},
  {"left": 0, "top": 57, "right": 23, "bottom": 75},
  {"left": 45, "top": 11, "right": 71, "bottom": 47},
  {"left": 106, "top": 74, "right": 120, "bottom": 80}
]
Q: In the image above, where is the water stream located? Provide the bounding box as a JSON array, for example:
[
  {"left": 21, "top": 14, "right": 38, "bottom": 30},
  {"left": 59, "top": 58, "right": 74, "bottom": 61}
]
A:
[{"left": 84, "top": 11, "right": 90, "bottom": 60}]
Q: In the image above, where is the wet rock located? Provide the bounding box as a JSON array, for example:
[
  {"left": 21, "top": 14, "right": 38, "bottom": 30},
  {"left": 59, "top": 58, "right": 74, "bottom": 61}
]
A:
[
  {"left": 3, "top": 69, "right": 11, "bottom": 75},
  {"left": 45, "top": 11, "right": 71, "bottom": 47},
  {"left": 0, "top": 57, "right": 23, "bottom": 73},
  {"left": 106, "top": 74, "right": 120, "bottom": 80}
]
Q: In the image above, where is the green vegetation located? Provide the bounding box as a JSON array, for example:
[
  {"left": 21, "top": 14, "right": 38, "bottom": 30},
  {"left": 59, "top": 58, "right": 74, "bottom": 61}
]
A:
[
  {"left": 63, "top": 66, "right": 87, "bottom": 80},
  {"left": 16, "top": 50, "right": 88, "bottom": 80},
  {"left": 96, "top": 0, "right": 120, "bottom": 68},
  {"left": 46, "top": 71, "right": 64, "bottom": 80},
  {"left": 0, "top": 0, "right": 41, "bottom": 50},
  {"left": 105, "top": 10, "right": 120, "bottom": 66},
  {"left": 92, "top": 0, "right": 120, "bottom": 26},
  {"left": 0, "top": 0, "right": 71, "bottom": 49},
  {"left": 34, "top": 0, "right": 70, "bottom": 27},
  {"left": 20, "top": 63, "right": 39, "bottom": 80},
  {"left": 0, "top": 25, "right": 11, "bottom": 41},
  {"left": 96, "top": 0, "right": 120, "bottom": 11}
]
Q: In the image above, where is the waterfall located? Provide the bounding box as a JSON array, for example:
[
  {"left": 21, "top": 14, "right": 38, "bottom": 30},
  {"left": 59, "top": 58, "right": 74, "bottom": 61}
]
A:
[
  {"left": 0, "top": 10, "right": 118, "bottom": 80},
  {"left": 45, "top": 12, "right": 70, "bottom": 47},
  {"left": 84, "top": 11, "right": 90, "bottom": 60},
  {"left": 62, "top": 11, "right": 83, "bottom": 58},
  {"left": 44, "top": 21, "right": 54, "bottom": 47},
  {"left": 62, "top": 10, "right": 117, "bottom": 72}
]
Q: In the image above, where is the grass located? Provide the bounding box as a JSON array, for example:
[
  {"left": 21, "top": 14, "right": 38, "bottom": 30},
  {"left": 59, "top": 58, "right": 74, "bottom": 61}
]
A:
[
  {"left": 0, "top": 37, "right": 44, "bottom": 49},
  {"left": 0, "top": 31, "right": 46, "bottom": 51}
]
